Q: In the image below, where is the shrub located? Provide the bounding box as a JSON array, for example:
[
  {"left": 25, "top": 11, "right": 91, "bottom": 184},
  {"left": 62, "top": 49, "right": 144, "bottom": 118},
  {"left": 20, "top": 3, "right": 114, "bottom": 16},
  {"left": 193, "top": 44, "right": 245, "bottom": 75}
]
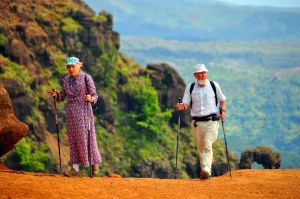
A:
[
  {"left": 92, "top": 14, "right": 107, "bottom": 23},
  {"left": 61, "top": 17, "right": 83, "bottom": 34},
  {"left": 9, "top": 138, "right": 48, "bottom": 172},
  {"left": 0, "top": 34, "right": 8, "bottom": 45}
]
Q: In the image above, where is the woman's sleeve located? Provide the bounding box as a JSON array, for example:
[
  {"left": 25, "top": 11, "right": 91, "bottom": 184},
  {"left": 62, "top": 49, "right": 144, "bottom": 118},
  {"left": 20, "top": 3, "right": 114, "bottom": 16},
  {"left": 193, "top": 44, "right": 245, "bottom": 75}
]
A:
[{"left": 87, "top": 75, "right": 98, "bottom": 105}]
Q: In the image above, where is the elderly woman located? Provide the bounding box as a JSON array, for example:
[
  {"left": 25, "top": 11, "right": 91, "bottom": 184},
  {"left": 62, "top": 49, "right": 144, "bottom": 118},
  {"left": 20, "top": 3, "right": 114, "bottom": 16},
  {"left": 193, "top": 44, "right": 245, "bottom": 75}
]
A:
[{"left": 50, "top": 57, "right": 102, "bottom": 177}]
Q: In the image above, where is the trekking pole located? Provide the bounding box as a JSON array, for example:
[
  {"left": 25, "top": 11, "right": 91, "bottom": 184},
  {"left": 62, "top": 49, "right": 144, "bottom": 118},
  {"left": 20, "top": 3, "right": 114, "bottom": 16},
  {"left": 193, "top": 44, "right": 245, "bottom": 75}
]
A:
[
  {"left": 52, "top": 89, "right": 62, "bottom": 173},
  {"left": 220, "top": 108, "right": 232, "bottom": 179},
  {"left": 85, "top": 76, "right": 92, "bottom": 178},
  {"left": 87, "top": 103, "right": 92, "bottom": 178},
  {"left": 175, "top": 97, "right": 183, "bottom": 179}
]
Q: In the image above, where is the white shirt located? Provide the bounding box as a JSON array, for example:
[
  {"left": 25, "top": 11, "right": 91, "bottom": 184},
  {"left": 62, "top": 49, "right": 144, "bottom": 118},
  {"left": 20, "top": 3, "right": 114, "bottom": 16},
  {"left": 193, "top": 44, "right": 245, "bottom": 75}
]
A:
[{"left": 182, "top": 79, "right": 226, "bottom": 117}]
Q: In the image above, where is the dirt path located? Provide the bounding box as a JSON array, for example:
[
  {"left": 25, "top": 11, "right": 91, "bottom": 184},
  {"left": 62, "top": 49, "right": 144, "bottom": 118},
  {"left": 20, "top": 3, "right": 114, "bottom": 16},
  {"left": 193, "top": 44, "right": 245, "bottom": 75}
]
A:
[{"left": 0, "top": 169, "right": 300, "bottom": 198}]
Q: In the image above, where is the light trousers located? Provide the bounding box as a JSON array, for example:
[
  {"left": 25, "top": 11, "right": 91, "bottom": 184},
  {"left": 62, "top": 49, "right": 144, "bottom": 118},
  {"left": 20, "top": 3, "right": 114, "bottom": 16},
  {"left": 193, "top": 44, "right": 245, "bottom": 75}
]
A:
[{"left": 192, "top": 120, "right": 219, "bottom": 175}]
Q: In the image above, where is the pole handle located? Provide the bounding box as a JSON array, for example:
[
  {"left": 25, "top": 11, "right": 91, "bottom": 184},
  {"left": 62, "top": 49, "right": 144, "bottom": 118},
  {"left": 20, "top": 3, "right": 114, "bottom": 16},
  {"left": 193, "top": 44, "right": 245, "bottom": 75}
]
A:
[
  {"left": 52, "top": 88, "right": 57, "bottom": 101},
  {"left": 178, "top": 97, "right": 183, "bottom": 104}
]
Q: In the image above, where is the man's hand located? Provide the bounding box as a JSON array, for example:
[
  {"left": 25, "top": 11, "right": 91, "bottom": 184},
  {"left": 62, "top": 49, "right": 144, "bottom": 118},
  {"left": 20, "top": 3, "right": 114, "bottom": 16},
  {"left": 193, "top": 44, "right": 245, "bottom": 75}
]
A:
[
  {"left": 219, "top": 101, "right": 226, "bottom": 121},
  {"left": 219, "top": 107, "right": 226, "bottom": 121},
  {"left": 176, "top": 103, "right": 186, "bottom": 111},
  {"left": 220, "top": 112, "right": 225, "bottom": 121}
]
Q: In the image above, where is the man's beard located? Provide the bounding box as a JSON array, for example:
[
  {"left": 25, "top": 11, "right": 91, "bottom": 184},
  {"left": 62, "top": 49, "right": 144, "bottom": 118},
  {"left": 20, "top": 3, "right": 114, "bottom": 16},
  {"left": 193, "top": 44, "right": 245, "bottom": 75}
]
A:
[{"left": 198, "top": 79, "right": 206, "bottom": 86}]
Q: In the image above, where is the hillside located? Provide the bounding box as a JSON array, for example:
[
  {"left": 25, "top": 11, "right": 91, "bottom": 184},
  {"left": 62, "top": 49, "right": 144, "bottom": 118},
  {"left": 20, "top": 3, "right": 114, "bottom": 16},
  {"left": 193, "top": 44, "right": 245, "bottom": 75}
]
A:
[
  {"left": 85, "top": 0, "right": 300, "bottom": 41},
  {"left": 1, "top": 168, "right": 300, "bottom": 198}
]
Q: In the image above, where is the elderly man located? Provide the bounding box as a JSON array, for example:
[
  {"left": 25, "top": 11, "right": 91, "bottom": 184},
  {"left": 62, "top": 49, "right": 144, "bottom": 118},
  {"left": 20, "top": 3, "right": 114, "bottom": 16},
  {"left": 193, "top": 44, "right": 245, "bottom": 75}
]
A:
[{"left": 176, "top": 64, "right": 226, "bottom": 179}]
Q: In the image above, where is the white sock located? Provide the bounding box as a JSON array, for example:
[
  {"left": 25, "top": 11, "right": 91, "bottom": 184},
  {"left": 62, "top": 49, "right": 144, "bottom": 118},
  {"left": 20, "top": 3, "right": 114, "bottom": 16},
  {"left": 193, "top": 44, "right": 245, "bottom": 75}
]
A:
[{"left": 72, "top": 164, "right": 79, "bottom": 172}]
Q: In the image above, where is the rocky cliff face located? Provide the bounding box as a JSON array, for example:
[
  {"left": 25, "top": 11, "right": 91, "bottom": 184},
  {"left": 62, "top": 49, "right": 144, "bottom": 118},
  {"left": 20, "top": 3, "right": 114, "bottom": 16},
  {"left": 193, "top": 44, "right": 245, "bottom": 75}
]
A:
[{"left": 0, "top": 0, "right": 119, "bottom": 74}]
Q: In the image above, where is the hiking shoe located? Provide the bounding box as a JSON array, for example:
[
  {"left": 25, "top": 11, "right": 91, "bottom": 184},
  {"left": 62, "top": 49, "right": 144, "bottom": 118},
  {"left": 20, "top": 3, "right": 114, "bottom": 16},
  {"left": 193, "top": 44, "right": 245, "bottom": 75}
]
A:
[
  {"left": 92, "top": 164, "right": 99, "bottom": 176},
  {"left": 200, "top": 171, "right": 211, "bottom": 180},
  {"left": 63, "top": 168, "right": 81, "bottom": 177}
]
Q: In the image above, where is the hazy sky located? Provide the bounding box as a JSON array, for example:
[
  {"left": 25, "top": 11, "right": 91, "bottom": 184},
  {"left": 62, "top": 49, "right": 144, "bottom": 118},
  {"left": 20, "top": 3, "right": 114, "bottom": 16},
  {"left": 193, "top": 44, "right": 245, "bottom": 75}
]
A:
[
  {"left": 84, "top": 0, "right": 300, "bottom": 10},
  {"left": 218, "top": 0, "right": 300, "bottom": 8}
]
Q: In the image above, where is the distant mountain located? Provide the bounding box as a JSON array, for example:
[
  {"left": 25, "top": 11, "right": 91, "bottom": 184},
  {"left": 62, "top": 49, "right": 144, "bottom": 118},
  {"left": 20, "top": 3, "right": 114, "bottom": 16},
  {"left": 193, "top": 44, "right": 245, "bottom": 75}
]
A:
[{"left": 84, "top": 0, "right": 300, "bottom": 41}]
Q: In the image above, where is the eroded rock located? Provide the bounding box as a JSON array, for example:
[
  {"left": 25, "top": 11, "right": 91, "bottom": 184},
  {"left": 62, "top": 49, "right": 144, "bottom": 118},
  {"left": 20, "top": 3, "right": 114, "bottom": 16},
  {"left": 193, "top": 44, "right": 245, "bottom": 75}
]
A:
[{"left": 0, "top": 83, "right": 28, "bottom": 157}]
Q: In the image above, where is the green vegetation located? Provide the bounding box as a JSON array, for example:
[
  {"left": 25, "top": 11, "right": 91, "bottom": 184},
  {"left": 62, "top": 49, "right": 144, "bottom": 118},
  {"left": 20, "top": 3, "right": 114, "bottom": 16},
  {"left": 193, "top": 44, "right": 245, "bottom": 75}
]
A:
[
  {"left": 52, "top": 47, "right": 68, "bottom": 75},
  {"left": 92, "top": 13, "right": 107, "bottom": 23},
  {"left": 0, "top": 55, "right": 34, "bottom": 99},
  {"left": 93, "top": 42, "right": 119, "bottom": 89},
  {"left": 121, "top": 77, "right": 172, "bottom": 160},
  {"left": 61, "top": 17, "right": 83, "bottom": 34},
  {"left": 4, "top": 138, "right": 49, "bottom": 172},
  {"left": 122, "top": 77, "right": 172, "bottom": 135},
  {"left": 0, "top": 34, "right": 7, "bottom": 45},
  {"left": 54, "top": 0, "right": 80, "bottom": 15},
  {"left": 0, "top": 56, "right": 33, "bottom": 85}
]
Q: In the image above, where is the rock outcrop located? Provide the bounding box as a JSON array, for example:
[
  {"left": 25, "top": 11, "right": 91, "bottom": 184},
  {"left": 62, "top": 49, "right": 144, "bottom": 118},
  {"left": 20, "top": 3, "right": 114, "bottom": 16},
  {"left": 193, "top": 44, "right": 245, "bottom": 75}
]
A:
[
  {"left": 147, "top": 63, "right": 190, "bottom": 127},
  {"left": 239, "top": 146, "right": 281, "bottom": 169},
  {"left": 0, "top": 83, "right": 28, "bottom": 157}
]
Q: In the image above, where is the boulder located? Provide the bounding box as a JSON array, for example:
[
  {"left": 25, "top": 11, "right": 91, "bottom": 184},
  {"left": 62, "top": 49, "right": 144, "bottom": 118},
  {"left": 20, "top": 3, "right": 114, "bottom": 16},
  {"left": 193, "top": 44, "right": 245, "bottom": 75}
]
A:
[
  {"left": 239, "top": 146, "right": 281, "bottom": 169},
  {"left": 0, "top": 83, "right": 28, "bottom": 157}
]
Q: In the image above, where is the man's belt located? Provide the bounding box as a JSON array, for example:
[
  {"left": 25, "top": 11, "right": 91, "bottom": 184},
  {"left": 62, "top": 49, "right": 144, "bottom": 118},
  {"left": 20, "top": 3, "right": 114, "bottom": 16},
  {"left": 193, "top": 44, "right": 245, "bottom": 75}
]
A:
[{"left": 192, "top": 114, "right": 219, "bottom": 127}]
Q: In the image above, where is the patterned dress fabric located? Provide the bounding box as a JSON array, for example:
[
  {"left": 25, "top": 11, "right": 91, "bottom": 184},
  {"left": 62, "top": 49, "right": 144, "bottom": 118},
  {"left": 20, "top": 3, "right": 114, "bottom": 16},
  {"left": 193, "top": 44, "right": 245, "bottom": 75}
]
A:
[{"left": 56, "top": 72, "right": 102, "bottom": 166}]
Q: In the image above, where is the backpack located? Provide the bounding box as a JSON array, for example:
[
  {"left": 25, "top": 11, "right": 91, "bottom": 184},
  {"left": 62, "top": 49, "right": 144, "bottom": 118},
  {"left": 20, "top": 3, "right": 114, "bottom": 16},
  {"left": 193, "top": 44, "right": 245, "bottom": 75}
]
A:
[
  {"left": 84, "top": 73, "right": 90, "bottom": 95},
  {"left": 189, "top": 81, "right": 217, "bottom": 108}
]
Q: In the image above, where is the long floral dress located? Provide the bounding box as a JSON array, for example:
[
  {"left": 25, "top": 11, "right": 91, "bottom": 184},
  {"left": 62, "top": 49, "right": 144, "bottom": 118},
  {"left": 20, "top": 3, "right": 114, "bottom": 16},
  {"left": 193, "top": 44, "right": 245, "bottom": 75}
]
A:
[{"left": 56, "top": 72, "right": 102, "bottom": 166}]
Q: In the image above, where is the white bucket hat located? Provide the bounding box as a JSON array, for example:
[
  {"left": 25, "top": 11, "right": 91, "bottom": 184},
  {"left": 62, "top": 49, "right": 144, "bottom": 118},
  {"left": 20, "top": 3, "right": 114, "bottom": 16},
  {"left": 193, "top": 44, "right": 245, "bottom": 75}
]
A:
[{"left": 193, "top": 64, "right": 208, "bottom": 73}]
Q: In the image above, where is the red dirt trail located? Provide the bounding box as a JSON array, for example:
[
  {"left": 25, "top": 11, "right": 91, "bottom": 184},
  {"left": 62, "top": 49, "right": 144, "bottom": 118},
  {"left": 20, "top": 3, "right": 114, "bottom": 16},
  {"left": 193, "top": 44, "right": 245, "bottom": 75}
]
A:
[{"left": 0, "top": 169, "right": 300, "bottom": 198}]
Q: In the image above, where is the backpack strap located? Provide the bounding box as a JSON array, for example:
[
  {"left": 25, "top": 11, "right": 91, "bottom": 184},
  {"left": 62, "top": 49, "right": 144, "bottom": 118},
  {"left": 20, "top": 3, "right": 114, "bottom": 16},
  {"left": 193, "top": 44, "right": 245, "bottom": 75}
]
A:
[
  {"left": 189, "top": 82, "right": 195, "bottom": 108},
  {"left": 84, "top": 74, "right": 90, "bottom": 95},
  {"left": 210, "top": 81, "right": 218, "bottom": 106},
  {"left": 189, "top": 81, "right": 218, "bottom": 108}
]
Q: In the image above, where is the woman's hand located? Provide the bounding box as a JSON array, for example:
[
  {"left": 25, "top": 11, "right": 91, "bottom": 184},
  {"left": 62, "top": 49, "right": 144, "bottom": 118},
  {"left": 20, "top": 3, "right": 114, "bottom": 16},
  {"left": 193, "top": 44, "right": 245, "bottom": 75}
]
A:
[
  {"left": 50, "top": 89, "right": 57, "bottom": 97},
  {"left": 84, "top": 94, "right": 93, "bottom": 103}
]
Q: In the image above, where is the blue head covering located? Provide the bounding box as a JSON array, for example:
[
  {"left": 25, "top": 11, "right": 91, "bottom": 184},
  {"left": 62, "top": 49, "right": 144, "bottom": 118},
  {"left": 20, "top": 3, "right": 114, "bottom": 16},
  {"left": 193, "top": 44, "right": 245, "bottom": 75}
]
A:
[{"left": 66, "top": 57, "right": 80, "bottom": 65}]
